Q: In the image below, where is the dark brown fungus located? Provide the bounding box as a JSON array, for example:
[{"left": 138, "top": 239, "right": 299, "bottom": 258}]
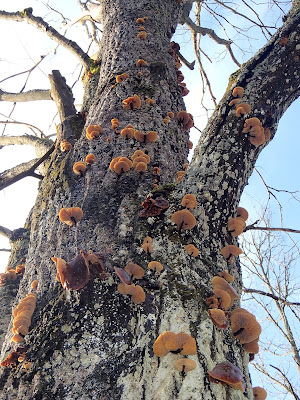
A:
[
  {"left": 52, "top": 253, "right": 90, "bottom": 290},
  {"left": 208, "top": 361, "right": 245, "bottom": 391}
]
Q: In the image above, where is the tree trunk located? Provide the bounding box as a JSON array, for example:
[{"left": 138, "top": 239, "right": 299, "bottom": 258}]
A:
[{"left": 0, "top": 1, "right": 299, "bottom": 399}]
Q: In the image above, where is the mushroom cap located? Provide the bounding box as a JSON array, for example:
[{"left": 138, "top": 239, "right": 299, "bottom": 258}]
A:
[
  {"left": 67, "top": 207, "right": 83, "bottom": 224},
  {"left": 236, "top": 103, "right": 251, "bottom": 117},
  {"left": 232, "top": 86, "right": 244, "bottom": 97},
  {"left": 229, "top": 98, "right": 241, "bottom": 106},
  {"left": 31, "top": 280, "right": 38, "bottom": 291},
  {"left": 163, "top": 117, "right": 170, "bottom": 124},
  {"left": 52, "top": 253, "right": 90, "bottom": 291},
  {"left": 148, "top": 261, "right": 164, "bottom": 273},
  {"left": 218, "top": 270, "right": 235, "bottom": 283},
  {"left": 116, "top": 73, "right": 129, "bottom": 83},
  {"left": 208, "top": 361, "right": 245, "bottom": 391},
  {"left": 120, "top": 127, "right": 135, "bottom": 139},
  {"left": 242, "top": 337, "right": 259, "bottom": 354},
  {"left": 73, "top": 161, "right": 87, "bottom": 176},
  {"left": 242, "top": 117, "right": 262, "bottom": 133},
  {"left": 249, "top": 127, "right": 266, "bottom": 147},
  {"left": 143, "top": 236, "right": 153, "bottom": 243},
  {"left": 174, "top": 358, "right": 197, "bottom": 372},
  {"left": 153, "top": 331, "right": 176, "bottom": 357},
  {"left": 263, "top": 127, "right": 271, "bottom": 141},
  {"left": 134, "top": 130, "right": 145, "bottom": 142},
  {"left": 114, "top": 160, "right": 131, "bottom": 174},
  {"left": 171, "top": 210, "right": 196, "bottom": 230},
  {"left": 86, "top": 125, "right": 103, "bottom": 135},
  {"left": 118, "top": 282, "right": 136, "bottom": 295},
  {"left": 208, "top": 309, "right": 229, "bottom": 329},
  {"left": 118, "top": 157, "right": 133, "bottom": 168},
  {"left": 125, "top": 263, "right": 145, "bottom": 279},
  {"left": 236, "top": 207, "right": 248, "bottom": 221},
  {"left": 131, "top": 285, "right": 146, "bottom": 304},
  {"left": 135, "top": 162, "right": 147, "bottom": 172},
  {"left": 185, "top": 244, "right": 199, "bottom": 257},
  {"left": 230, "top": 308, "right": 262, "bottom": 344},
  {"left": 213, "top": 288, "right": 232, "bottom": 310},
  {"left": 145, "top": 131, "right": 158, "bottom": 142},
  {"left": 114, "top": 266, "right": 132, "bottom": 285},
  {"left": 60, "top": 140, "right": 72, "bottom": 151},
  {"left": 141, "top": 242, "right": 153, "bottom": 253},
  {"left": 85, "top": 154, "right": 95, "bottom": 165},
  {"left": 133, "top": 156, "right": 149, "bottom": 166},
  {"left": 167, "top": 112, "right": 174, "bottom": 118},
  {"left": 253, "top": 387, "right": 267, "bottom": 400},
  {"left": 146, "top": 98, "right": 155, "bottom": 105},
  {"left": 206, "top": 296, "right": 219, "bottom": 309},
  {"left": 109, "top": 157, "right": 121, "bottom": 170},
  {"left": 12, "top": 334, "right": 25, "bottom": 343},
  {"left": 165, "top": 332, "right": 197, "bottom": 355},
  {"left": 122, "top": 94, "right": 141, "bottom": 110},
  {"left": 211, "top": 276, "right": 239, "bottom": 306},
  {"left": 136, "top": 59, "right": 148, "bottom": 67},
  {"left": 228, "top": 217, "right": 246, "bottom": 237},
  {"left": 221, "top": 245, "right": 243, "bottom": 262},
  {"left": 131, "top": 150, "right": 145, "bottom": 159},
  {"left": 181, "top": 194, "right": 197, "bottom": 210},
  {"left": 137, "top": 31, "right": 147, "bottom": 39}
]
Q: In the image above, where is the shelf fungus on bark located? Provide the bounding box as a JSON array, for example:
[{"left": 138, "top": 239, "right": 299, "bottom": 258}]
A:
[
  {"left": 174, "top": 358, "right": 197, "bottom": 374},
  {"left": 176, "top": 111, "right": 194, "bottom": 131},
  {"left": 59, "top": 207, "right": 83, "bottom": 226},
  {"left": 16, "top": 264, "right": 25, "bottom": 274},
  {"left": 52, "top": 253, "right": 90, "bottom": 290},
  {"left": 60, "top": 139, "right": 72, "bottom": 152},
  {"left": 230, "top": 308, "right": 262, "bottom": 344},
  {"left": 139, "top": 195, "right": 169, "bottom": 217},
  {"left": 227, "top": 217, "right": 246, "bottom": 237},
  {"left": 109, "top": 157, "right": 132, "bottom": 174},
  {"left": 115, "top": 266, "right": 145, "bottom": 304},
  {"left": 153, "top": 332, "right": 197, "bottom": 357},
  {"left": 125, "top": 263, "right": 145, "bottom": 280},
  {"left": 111, "top": 118, "right": 120, "bottom": 129},
  {"left": 120, "top": 127, "right": 135, "bottom": 139},
  {"left": 136, "top": 17, "right": 148, "bottom": 24},
  {"left": 253, "top": 387, "right": 267, "bottom": 399},
  {"left": 232, "top": 86, "right": 244, "bottom": 98},
  {"left": 181, "top": 194, "right": 197, "bottom": 210},
  {"left": 1, "top": 346, "right": 27, "bottom": 368},
  {"left": 73, "top": 161, "right": 87, "bottom": 176},
  {"left": 211, "top": 276, "right": 239, "bottom": 308},
  {"left": 208, "top": 309, "right": 229, "bottom": 329},
  {"left": 137, "top": 31, "right": 147, "bottom": 39},
  {"left": 11, "top": 291, "right": 37, "bottom": 343},
  {"left": 167, "top": 111, "right": 174, "bottom": 118},
  {"left": 85, "top": 154, "right": 95, "bottom": 165},
  {"left": 0, "top": 268, "right": 17, "bottom": 285},
  {"left": 142, "top": 235, "right": 153, "bottom": 253},
  {"left": 171, "top": 209, "right": 196, "bottom": 231},
  {"left": 236, "top": 103, "right": 251, "bottom": 117},
  {"left": 220, "top": 245, "right": 243, "bottom": 263},
  {"left": 134, "top": 130, "right": 157, "bottom": 143},
  {"left": 148, "top": 261, "right": 163, "bottom": 274},
  {"left": 163, "top": 116, "right": 170, "bottom": 124},
  {"left": 218, "top": 270, "right": 234, "bottom": 283},
  {"left": 117, "top": 282, "right": 146, "bottom": 304},
  {"left": 185, "top": 244, "right": 199, "bottom": 257},
  {"left": 146, "top": 98, "right": 155, "bottom": 106},
  {"left": 236, "top": 206, "right": 248, "bottom": 221},
  {"left": 136, "top": 59, "right": 148, "bottom": 67},
  {"left": 116, "top": 73, "right": 129, "bottom": 83},
  {"left": 242, "top": 117, "right": 267, "bottom": 147},
  {"left": 208, "top": 361, "right": 245, "bottom": 391},
  {"left": 177, "top": 170, "right": 186, "bottom": 183},
  {"left": 122, "top": 94, "right": 141, "bottom": 110},
  {"left": 86, "top": 124, "right": 103, "bottom": 139},
  {"left": 188, "top": 140, "right": 193, "bottom": 149}
]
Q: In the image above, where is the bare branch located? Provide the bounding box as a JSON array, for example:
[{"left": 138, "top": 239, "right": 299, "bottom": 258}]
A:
[
  {"left": 0, "top": 135, "right": 53, "bottom": 156},
  {"left": 245, "top": 224, "right": 300, "bottom": 234},
  {"left": 270, "top": 365, "right": 300, "bottom": 400},
  {"left": 0, "top": 120, "right": 44, "bottom": 137},
  {"left": 0, "top": 225, "right": 12, "bottom": 239},
  {"left": 0, "top": 248, "right": 11, "bottom": 252},
  {"left": 243, "top": 287, "right": 300, "bottom": 306},
  {"left": 0, "top": 88, "right": 51, "bottom": 102},
  {"left": 0, "top": 9, "right": 90, "bottom": 69}
]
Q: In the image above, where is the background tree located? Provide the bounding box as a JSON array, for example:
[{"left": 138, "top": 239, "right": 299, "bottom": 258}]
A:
[{"left": 0, "top": 0, "right": 299, "bottom": 399}]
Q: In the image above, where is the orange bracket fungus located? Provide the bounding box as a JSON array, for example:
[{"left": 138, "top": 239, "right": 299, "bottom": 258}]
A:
[
  {"left": 208, "top": 309, "right": 229, "bottom": 329},
  {"left": 85, "top": 154, "right": 96, "bottom": 165},
  {"left": 146, "top": 98, "right": 155, "bottom": 106},
  {"left": 218, "top": 270, "right": 234, "bottom": 283},
  {"left": 227, "top": 217, "right": 246, "bottom": 237},
  {"left": 139, "top": 195, "right": 169, "bottom": 217},
  {"left": 12, "top": 293, "right": 37, "bottom": 342},
  {"left": 211, "top": 276, "right": 239, "bottom": 307},
  {"left": 109, "top": 157, "right": 132, "bottom": 174},
  {"left": 73, "top": 161, "right": 87, "bottom": 176},
  {"left": 137, "top": 31, "right": 147, "bottom": 39},
  {"left": 148, "top": 261, "right": 163, "bottom": 274},
  {"left": 253, "top": 387, "right": 267, "bottom": 400},
  {"left": 220, "top": 245, "right": 243, "bottom": 263},
  {"left": 236, "top": 207, "right": 248, "bottom": 221},
  {"left": 171, "top": 209, "right": 196, "bottom": 231},
  {"left": 117, "top": 282, "right": 145, "bottom": 304},
  {"left": 236, "top": 103, "right": 251, "bottom": 117},
  {"left": 208, "top": 361, "right": 245, "bottom": 391},
  {"left": 111, "top": 118, "right": 120, "bottom": 129},
  {"left": 134, "top": 130, "right": 157, "bottom": 143},
  {"left": 185, "top": 244, "right": 199, "bottom": 257},
  {"left": 0, "top": 268, "right": 17, "bottom": 285},
  {"left": 174, "top": 359, "right": 197, "bottom": 374},
  {"left": 167, "top": 111, "right": 174, "bottom": 118},
  {"left": 125, "top": 263, "right": 145, "bottom": 280},
  {"left": 116, "top": 73, "right": 129, "bottom": 83},
  {"left": 16, "top": 264, "right": 25, "bottom": 274},
  {"left": 163, "top": 116, "right": 170, "bottom": 124},
  {"left": 120, "top": 127, "right": 135, "bottom": 139},
  {"left": 86, "top": 124, "right": 103, "bottom": 139},
  {"left": 52, "top": 253, "right": 90, "bottom": 290},
  {"left": 59, "top": 207, "right": 83, "bottom": 226},
  {"left": 177, "top": 171, "right": 186, "bottom": 183},
  {"left": 122, "top": 94, "right": 141, "bottom": 110},
  {"left": 136, "top": 17, "right": 148, "bottom": 24},
  {"left": 1, "top": 347, "right": 27, "bottom": 368},
  {"left": 232, "top": 86, "right": 244, "bottom": 98},
  {"left": 60, "top": 139, "right": 72, "bottom": 152},
  {"left": 142, "top": 236, "right": 153, "bottom": 253},
  {"left": 153, "top": 332, "right": 197, "bottom": 356},
  {"left": 242, "top": 337, "right": 259, "bottom": 357},
  {"left": 176, "top": 111, "right": 194, "bottom": 131},
  {"left": 136, "top": 59, "right": 148, "bottom": 67},
  {"left": 230, "top": 308, "right": 262, "bottom": 344},
  {"left": 181, "top": 194, "right": 197, "bottom": 210}
]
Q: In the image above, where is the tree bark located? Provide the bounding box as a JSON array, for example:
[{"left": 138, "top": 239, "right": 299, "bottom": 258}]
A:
[{"left": 0, "top": 1, "right": 299, "bottom": 399}]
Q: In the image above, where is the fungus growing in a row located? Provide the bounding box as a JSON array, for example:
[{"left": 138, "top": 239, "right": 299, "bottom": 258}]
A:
[
  {"left": 153, "top": 332, "right": 197, "bottom": 356},
  {"left": 139, "top": 25, "right": 146, "bottom": 31},
  {"left": 220, "top": 245, "right": 243, "bottom": 263},
  {"left": 228, "top": 98, "right": 241, "bottom": 106},
  {"left": 60, "top": 139, "right": 72, "bottom": 152},
  {"left": 116, "top": 73, "right": 129, "bottom": 83},
  {"left": 174, "top": 358, "right": 197, "bottom": 374},
  {"left": 134, "top": 130, "right": 157, "bottom": 143},
  {"left": 85, "top": 154, "right": 95, "bottom": 165},
  {"left": 139, "top": 195, "right": 169, "bottom": 217},
  {"left": 109, "top": 157, "right": 132, "bottom": 174},
  {"left": 131, "top": 150, "right": 150, "bottom": 163},
  {"left": 172, "top": 209, "right": 196, "bottom": 231},
  {"left": 232, "top": 86, "right": 244, "bottom": 98},
  {"left": 136, "top": 59, "right": 148, "bottom": 67},
  {"left": 73, "top": 161, "right": 87, "bottom": 176},
  {"left": 136, "top": 17, "right": 148, "bottom": 24},
  {"left": 137, "top": 31, "right": 147, "bottom": 39},
  {"left": 236, "top": 103, "right": 251, "bottom": 117},
  {"left": 59, "top": 207, "right": 83, "bottom": 226},
  {"left": 52, "top": 253, "right": 90, "bottom": 291},
  {"left": 213, "top": 288, "right": 231, "bottom": 310},
  {"left": 241, "top": 117, "right": 267, "bottom": 146},
  {"left": 230, "top": 308, "right": 262, "bottom": 344},
  {"left": 12, "top": 291, "right": 37, "bottom": 342},
  {"left": 135, "top": 162, "right": 147, "bottom": 172},
  {"left": 86, "top": 124, "right": 103, "bottom": 139},
  {"left": 0, "top": 268, "right": 17, "bottom": 285},
  {"left": 253, "top": 387, "right": 267, "bottom": 400},
  {"left": 227, "top": 217, "right": 246, "bottom": 237},
  {"left": 181, "top": 194, "right": 197, "bottom": 210},
  {"left": 122, "top": 94, "right": 141, "bottom": 110},
  {"left": 206, "top": 296, "right": 219, "bottom": 309},
  {"left": 242, "top": 117, "right": 261, "bottom": 133},
  {"left": 236, "top": 207, "right": 248, "bottom": 221},
  {"left": 208, "top": 361, "right": 245, "bottom": 392},
  {"left": 211, "top": 276, "right": 239, "bottom": 307},
  {"left": 153, "top": 166, "right": 160, "bottom": 175},
  {"left": 208, "top": 309, "right": 229, "bottom": 329},
  {"left": 121, "top": 127, "right": 135, "bottom": 139},
  {"left": 146, "top": 98, "right": 155, "bottom": 106},
  {"left": 111, "top": 118, "right": 120, "bottom": 129},
  {"left": 148, "top": 261, "right": 163, "bottom": 274},
  {"left": 218, "top": 270, "right": 234, "bottom": 282},
  {"left": 176, "top": 111, "right": 194, "bottom": 131},
  {"left": 132, "top": 155, "right": 150, "bottom": 167},
  {"left": 185, "top": 244, "right": 199, "bottom": 257}
]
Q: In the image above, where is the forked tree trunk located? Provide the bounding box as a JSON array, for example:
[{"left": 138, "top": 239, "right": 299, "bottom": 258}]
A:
[{"left": 0, "top": 1, "right": 299, "bottom": 399}]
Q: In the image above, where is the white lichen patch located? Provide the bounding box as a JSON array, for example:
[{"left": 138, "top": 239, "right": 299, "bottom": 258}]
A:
[{"left": 61, "top": 324, "right": 72, "bottom": 333}]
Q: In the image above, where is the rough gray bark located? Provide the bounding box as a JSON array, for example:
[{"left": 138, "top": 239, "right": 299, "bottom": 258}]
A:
[{"left": 0, "top": 1, "right": 299, "bottom": 399}]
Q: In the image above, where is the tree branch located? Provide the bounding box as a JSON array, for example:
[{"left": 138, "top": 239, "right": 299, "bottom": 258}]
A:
[
  {"left": 0, "top": 225, "right": 12, "bottom": 239},
  {"left": 0, "top": 88, "right": 51, "bottom": 102},
  {"left": 245, "top": 225, "right": 300, "bottom": 234},
  {"left": 243, "top": 287, "right": 300, "bottom": 306},
  {"left": 0, "top": 9, "right": 90, "bottom": 69},
  {"left": 0, "top": 135, "right": 53, "bottom": 156}
]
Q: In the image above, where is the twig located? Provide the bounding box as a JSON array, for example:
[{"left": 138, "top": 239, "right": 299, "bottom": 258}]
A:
[
  {"left": 243, "top": 287, "right": 300, "bottom": 306},
  {"left": 0, "top": 89, "right": 51, "bottom": 102}
]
